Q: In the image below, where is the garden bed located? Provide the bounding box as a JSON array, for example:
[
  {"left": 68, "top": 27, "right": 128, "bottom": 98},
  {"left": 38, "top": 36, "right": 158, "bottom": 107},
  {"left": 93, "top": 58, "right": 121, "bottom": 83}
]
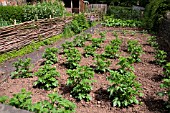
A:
[{"left": 0, "top": 26, "right": 168, "bottom": 113}]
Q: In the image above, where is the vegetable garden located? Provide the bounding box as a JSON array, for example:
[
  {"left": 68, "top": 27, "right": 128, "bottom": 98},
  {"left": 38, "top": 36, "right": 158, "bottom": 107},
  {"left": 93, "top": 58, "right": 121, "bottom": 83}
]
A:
[
  {"left": 0, "top": 0, "right": 170, "bottom": 112},
  {"left": 0, "top": 23, "right": 169, "bottom": 112}
]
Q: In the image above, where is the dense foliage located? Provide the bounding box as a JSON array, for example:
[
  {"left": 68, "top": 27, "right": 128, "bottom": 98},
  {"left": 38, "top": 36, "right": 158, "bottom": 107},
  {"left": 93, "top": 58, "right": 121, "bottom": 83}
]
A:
[
  {"left": 102, "top": 18, "right": 142, "bottom": 27},
  {"left": 143, "top": 0, "right": 170, "bottom": 31},
  {"left": 0, "top": 1, "right": 65, "bottom": 26},
  {"left": 0, "top": 89, "right": 76, "bottom": 113},
  {"left": 34, "top": 64, "right": 60, "bottom": 90},
  {"left": 107, "top": 6, "right": 142, "bottom": 20},
  {"left": 42, "top": 47, "right": 58, "bottom": 65},
  {"left": 67, "top": 66, "right": 95, "bottom": 101},
  {"left": 107, "top": 70, "right": 143, "bottom": 107}
]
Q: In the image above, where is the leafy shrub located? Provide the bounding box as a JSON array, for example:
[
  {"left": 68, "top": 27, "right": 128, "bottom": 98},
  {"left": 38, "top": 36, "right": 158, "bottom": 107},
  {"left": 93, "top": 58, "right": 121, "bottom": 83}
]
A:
[
  {"left": 158, "top": 76, "right": 170, "bottom": 109},
  {"left": 34, "top": 64, "right": 60, "bottom": 90},
  {"left": 103, "top": 37, "right": 122, "bottom": 59},
  {"left": 62, "top": 41, "right": 74, "bottom": 50},
  {"left": 164, "top": 62, "right": 170, "bottom": 78},
  {"left": 117, "top": 57, "right": 134, "bottom": 74},
  {"left": 73, "top": 35, "right": 85, "bottom": 47},
  {"left": 0, "top": 96, "right": 9, "bottom": 104},
  {"left": 107, "top": 6, "right": 142, "bottom": 20},
  {"left": 143, "top": 0, "right": 170, "bottom": 31},
  {"left": 154, "top": 50, "right": 167, "bottom": 66},
  {"left": 42, "top": 47, "right": 58, "bottom": 65},
  {"left": 64, "top": 48, "right": 81, "bottom": 69},
  {"left": 0, "top": 6, "right": 23, "bottom": 23},
  {"left": 63, "top": 24, "right": 75, "bottom": 38},
  {"left": 147, "top": 36, "right": 159, "bottom": 48},
  {"left": 91, "top": 38, "right": 103, "bottom": 48},
  {"left": 127, "top": 40, "right": 143, "bottom": 62},
  {"left": 0, "top": 89, "right": 76, "bottom": 113},
  {"left": 93, "top": 54, "right": 111, "bottom": 73},
  {"left": 0, "top": 18, "right": 12, "bottom": 27},
  {"left": 67, "top": 66, "right": 95, "bottom": 101},
  {"left": 84, "top": 45, "right": 96, "bottom": 57},
  {"left": 107, "top": 70, "right": 143, "bottom": 107},
  {"left": 32, "top": 93, "right": 76, "bottom": 113},
  {"left": 11, "top": 58, "right": 32, "bottom": 79}
]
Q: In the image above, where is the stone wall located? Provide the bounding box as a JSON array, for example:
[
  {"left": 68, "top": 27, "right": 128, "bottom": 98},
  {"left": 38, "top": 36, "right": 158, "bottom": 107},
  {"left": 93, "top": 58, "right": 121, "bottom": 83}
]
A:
[{"left": 0, "top": 17, "right": 72, "bottom": 53}]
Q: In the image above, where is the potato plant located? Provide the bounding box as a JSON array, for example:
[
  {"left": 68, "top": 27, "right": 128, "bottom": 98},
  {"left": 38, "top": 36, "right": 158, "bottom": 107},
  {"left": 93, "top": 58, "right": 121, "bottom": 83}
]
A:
[
  {"left": 99, "top": 31, "right": 106, "bottom": 42},
  {"left": 84, "top": 45, "right": 96, "bottom": 57},
  {"left": 164, "top": 62, "right": 170, "bottom": 78},
  {"left": 62, "top": 41, "right": 74, "bottom": 50},
  {"left": 67, "top": 66, "right": 95, "bottom": 101},
  {"left": 127, "top": 40, "right": 143, "bottom": 62},
  {"left": 11, "top": 58, "right": 32, "bottom": 79},
  {"left": 73, "top": 35, "right": 85, "bottom": 47},
  {"left": 93, "top": 54, "right": 111, "bottom": 73},
  {"left": 117, "top": 57, "right": 134, "bottom": 74},
  {"left": 84, "top": 33, "right": 92, "bottom": 41},
  {"left": 0, "top": 89, "right": 76, "bottom": 113},
  {"left": 42, "top": 47, "right": 58, "bottom": 65},
  {"left": 91, "top": 38, "right": 103, "bottom": 48},
  {"left": 107, "top": 70, "right": 143, "bottom": 107},
  {"left": 154, "top": 50, "right": 167, "bottom": 66},
  {"left": 112, "top": 31, "right": 118, "bottom": 38},
  {"left": 34, "top": 64, "right": 60, "bottom": 90},
  {"left": 147, "top": 36, "right": 159, "bottom": 49},
  {"left": 104, "top": 38, "right": 122, "bottom": 58},
  {"left": 64, "top": 48, "right": 81, "bottom": 69}
]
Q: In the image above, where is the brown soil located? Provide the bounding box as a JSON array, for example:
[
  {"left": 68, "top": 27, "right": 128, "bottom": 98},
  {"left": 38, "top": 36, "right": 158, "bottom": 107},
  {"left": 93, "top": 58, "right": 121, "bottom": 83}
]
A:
[{"left": 0, "top": 26, "right": 168, "bottom": 113}]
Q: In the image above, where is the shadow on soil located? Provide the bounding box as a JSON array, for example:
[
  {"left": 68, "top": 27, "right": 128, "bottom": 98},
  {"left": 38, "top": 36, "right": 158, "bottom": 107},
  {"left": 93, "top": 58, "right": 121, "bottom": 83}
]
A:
[
  {"left": 94, "top": 88, "right": 110, "bottom": 102},
  {"left": 151, "top": 74, "right": 164, "bottom": 82},
  {"left": 142, "top": 96, "right": 168, "bottom": 113}
]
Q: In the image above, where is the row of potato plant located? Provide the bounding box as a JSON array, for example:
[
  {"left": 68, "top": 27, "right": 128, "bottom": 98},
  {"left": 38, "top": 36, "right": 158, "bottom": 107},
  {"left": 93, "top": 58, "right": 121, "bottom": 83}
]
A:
[{"left": 147, "top": 36, "right": 170, "bottom": 109}]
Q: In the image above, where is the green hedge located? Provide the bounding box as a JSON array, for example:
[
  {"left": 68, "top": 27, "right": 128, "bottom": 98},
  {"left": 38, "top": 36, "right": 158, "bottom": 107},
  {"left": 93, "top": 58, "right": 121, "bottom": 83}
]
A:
[
  {"left": 0, "top": 6, "right": 24, "bottom": 23},
  {"left": 143, "top": 0, "right": 170, "bottom": 31},
  {"left": 107, "top": 6, "right": 142, "bottom": 20},
  {"left": 0, "top": 1, "right": 65, "bottom": 26}
]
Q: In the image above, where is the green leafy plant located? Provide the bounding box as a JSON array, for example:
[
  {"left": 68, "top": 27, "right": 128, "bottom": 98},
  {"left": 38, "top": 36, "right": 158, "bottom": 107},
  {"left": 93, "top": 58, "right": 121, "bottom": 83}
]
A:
[
  {"left": 84, "top": 45, "right": 96, "bottom": 57},
  {"left": 93, "top": 54, "right": 111, "bottom": 73},
  {"left": 42, "top": 47, "right": 58, "bottom": 65},
  {"left": 99, "top": 31, "right": 106, "bottom": 42},
  {"left": 117, "top": 57, "right": 134, "bottom": 74},
  {"left": 84, "top": 33, "right": 92, "bottom": 41},
  {"left": 104, "top": 37, "right": 122, "bottom": 58},
  {"left": 64, "top": 48, "right": 81, "bottom": 69},
  {"left": 147, "top": 36, "right": 159, "bottom": 49},
  {"left": 11, "top": 58, "right": 32, "bottom": 79},
  {"left": 32, "top": 93, "right": 76, "bottom": 113},
  {"left": 0, "top": 96, "right": 8, "bottom": 104},
  {"left": 102, "top": 18, "right": 142, "bottom": 27},
  {"left": 154, "top": 50, "right": 167, "bottom": 66},
  {"left": 34, "top": 64, "right": 60, "bottom": 90},
  {"left": 67, "top": 66, "right": 95, "bottom": 101},
  {"left": 91, "top": 38, "right": 103, "bottom": 48},
  {"left": 9, "top": 88, "right": 32, "bottom": 110},
  {"left": 62, "top": 41, "right": 74, "bottom": 50},
  {"left": 158, "top": 76, "right": 170, "bottom": 108},
  {"left": 164, "top": 62, "right": 170, "bottom": 78},
  {"left": 127, "top": 40, "right": 143, "bottom": 62},
  {"left": 73, "top": 35, "right": 85, "bottom": 47},
  {"left": 107, "top": 70, "right": 143, "bottom": 107},
  {"left": 112, "top": 31, "right": 118, "bottom": 38}
]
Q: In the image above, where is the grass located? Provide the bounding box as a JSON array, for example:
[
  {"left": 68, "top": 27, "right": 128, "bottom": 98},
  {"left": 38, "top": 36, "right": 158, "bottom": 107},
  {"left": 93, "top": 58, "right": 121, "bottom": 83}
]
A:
[{"left": 0, "top": 34, "right": 63, "bottom": 64}]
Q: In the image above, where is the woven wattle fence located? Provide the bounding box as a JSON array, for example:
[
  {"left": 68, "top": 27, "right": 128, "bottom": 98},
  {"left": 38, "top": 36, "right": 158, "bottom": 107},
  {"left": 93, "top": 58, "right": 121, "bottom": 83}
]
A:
[{"left": 0, "top": 17, "right": 72, "bottom": 53}]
